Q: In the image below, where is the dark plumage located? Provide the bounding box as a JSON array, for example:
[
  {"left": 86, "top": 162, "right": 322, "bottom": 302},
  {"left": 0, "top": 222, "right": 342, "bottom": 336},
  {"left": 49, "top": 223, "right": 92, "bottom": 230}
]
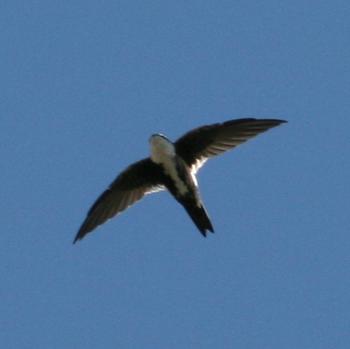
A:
[{"left": 74, "top": 118, "right": 286, "bottom": 243}]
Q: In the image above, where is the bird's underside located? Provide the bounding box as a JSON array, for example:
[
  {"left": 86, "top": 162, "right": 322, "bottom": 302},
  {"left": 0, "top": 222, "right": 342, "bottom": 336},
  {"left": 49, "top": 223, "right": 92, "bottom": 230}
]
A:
[{"left": 74, "top": 118, "right": 286, "bottom": 243}]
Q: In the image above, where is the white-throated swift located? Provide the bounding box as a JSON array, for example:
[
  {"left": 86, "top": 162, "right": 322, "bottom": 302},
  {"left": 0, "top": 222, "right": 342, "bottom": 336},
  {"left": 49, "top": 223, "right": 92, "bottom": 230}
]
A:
[{"left": 74, "top": 118, "right": 286, "bottom": 243}]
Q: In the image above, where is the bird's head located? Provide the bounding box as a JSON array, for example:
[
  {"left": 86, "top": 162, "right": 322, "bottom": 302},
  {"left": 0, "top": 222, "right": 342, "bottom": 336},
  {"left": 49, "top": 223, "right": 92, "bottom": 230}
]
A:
[{"left": 149, "top": 134, "right": 175, "bottom": 163}]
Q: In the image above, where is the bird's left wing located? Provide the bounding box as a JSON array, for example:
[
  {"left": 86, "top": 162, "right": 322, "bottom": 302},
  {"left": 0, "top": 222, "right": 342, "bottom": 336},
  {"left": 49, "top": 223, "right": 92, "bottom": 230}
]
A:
[
  {"left": 175, "top": 118, "right": 286, "bottom": 172},
  {"left": 74, "top": 158, "right": 164, "bottom": 243}
]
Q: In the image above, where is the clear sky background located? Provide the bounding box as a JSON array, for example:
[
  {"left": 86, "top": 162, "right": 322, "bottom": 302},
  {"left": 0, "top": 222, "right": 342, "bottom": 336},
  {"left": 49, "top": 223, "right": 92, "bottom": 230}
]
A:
[{"left": 1, "top": 1, "right": 349, "bottom": 348}]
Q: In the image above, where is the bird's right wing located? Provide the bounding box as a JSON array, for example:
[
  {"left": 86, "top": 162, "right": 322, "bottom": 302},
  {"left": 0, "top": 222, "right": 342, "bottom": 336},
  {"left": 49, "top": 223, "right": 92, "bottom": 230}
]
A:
[
  {"left": 74, "top": 158, "right": 164, "bottom": 243},
  {"left": 175, "top": 118, "right": 286, "bottom": 172}
]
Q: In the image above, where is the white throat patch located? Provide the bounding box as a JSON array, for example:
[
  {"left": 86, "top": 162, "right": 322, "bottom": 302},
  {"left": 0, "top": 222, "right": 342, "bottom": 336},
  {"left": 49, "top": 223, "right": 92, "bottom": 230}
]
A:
[
  {"left": 150, "top": 135, "right": 175, "bottom": 164},
  {"left": 149, "top": 135, "right": 189, "bottom": 195}
]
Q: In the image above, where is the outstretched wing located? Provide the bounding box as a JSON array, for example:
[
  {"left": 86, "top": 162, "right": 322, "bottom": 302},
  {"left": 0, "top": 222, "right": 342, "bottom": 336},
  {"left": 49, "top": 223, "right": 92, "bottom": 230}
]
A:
[
  {"left": 74, "top": 158, "right": 164, "bottom": 243},
  {"left": 175, "top": 118, "right": 286, "bottom": 172}
]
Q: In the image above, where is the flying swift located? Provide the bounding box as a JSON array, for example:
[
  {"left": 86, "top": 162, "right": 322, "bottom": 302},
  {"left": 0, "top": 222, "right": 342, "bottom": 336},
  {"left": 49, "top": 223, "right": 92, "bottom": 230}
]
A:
[{"left": 74, "top": 118, "right": 286, "bottom": 243}]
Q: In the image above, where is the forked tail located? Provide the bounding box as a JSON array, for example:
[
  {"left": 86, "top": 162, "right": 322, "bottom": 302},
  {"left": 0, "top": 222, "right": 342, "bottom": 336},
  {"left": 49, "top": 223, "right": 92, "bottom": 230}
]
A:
[{"left": 183, "top": 202, "right": 214, "bottom": 237}]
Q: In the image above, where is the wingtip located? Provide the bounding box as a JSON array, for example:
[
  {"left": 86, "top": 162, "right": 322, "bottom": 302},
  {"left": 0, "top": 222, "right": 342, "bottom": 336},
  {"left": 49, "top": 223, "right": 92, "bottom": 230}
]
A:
[
  {"left": 265, "top": 118, "right": 287, "bottom": 125},
  {"left": 265, "top": 118, "right": 288, "bottom": 128}
]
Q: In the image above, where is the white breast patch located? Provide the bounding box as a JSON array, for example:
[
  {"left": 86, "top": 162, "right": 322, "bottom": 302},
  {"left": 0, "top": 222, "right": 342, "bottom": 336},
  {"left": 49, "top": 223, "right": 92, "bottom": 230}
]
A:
[
  {"left": 150, "top": 136, "right": 189, "bottom": 196},
  {"left": 162, "top": 157, "right": 189, "bottom": 196}
]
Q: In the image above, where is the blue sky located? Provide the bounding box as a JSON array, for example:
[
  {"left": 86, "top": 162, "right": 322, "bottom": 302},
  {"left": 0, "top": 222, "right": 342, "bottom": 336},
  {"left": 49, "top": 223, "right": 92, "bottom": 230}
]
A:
[{"left": 1, "top": 1, "right": 349, "bottom": 348}]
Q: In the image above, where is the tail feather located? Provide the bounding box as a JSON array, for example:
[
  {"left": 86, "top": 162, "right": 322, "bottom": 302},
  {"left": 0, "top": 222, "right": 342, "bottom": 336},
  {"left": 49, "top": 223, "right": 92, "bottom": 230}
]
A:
[{"left": 183, "top": 202, "right": 214, "bottom": 236}]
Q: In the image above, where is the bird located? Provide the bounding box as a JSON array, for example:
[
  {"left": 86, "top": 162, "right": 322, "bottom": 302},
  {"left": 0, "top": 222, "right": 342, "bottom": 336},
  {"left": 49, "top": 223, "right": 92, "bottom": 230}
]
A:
[{"left": 73, "top": 118, "right": 286, "bottom": 243}]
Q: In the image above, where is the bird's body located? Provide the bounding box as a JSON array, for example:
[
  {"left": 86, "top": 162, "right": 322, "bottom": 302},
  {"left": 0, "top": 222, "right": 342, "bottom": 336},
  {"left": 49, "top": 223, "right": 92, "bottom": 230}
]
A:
[
  {"left": 74, "top": 118, "right": 286, "bottom": 243},
  {"left": 149, "top": 134, "right": 213, "bottom": 235}
]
